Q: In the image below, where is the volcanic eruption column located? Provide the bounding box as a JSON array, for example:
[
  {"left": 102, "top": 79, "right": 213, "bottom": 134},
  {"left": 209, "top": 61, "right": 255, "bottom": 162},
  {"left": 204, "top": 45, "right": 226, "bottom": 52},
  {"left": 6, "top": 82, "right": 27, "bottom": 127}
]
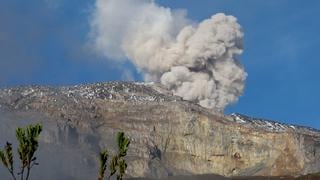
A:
[{"left": 89, "top": 0, "right": 247, "bottom": 111}]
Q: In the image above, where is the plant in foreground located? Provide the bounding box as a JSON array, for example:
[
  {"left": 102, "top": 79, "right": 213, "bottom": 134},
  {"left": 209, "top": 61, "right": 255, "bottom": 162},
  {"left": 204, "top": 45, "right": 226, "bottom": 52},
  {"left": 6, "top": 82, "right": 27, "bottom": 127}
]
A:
[
  {"left": 98, "top": 132, "right": 130, "bottom": 180},
  {"left": 0, "top": 123, "right": 42, "bottom": 180}
]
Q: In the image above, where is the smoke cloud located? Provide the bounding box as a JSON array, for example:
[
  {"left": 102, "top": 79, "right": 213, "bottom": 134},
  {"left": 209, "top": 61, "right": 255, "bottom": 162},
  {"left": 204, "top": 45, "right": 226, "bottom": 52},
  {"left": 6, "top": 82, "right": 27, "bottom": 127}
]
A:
[{"left": 89, "top": 0, "right": 247, "bottom": 111}]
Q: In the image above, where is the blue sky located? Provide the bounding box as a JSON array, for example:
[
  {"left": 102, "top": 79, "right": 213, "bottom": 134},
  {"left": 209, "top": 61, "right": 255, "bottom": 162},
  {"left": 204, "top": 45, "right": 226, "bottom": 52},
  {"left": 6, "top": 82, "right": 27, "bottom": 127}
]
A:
[{"left": 0, "top": 0, "right": 319, "bottom": 128}]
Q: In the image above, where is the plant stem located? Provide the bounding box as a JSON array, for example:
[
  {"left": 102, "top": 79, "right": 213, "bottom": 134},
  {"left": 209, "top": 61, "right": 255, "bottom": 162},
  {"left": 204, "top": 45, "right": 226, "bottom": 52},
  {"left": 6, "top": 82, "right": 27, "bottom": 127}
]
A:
[
  {"left": 10, "top": 172, "right": 17, "bottom": 180},
  {"left": 25, "top": 166, "right": 31, "bottom": 180},
  {"left": 6, "top": 168, "right": 17, "bottom": 180},
  {"left": 20, "top": 167, "right": 24, "bottom": 180}
]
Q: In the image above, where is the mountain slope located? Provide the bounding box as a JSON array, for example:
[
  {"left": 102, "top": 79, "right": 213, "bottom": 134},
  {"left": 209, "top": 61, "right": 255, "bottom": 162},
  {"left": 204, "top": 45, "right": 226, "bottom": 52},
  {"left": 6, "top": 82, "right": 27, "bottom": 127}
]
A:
[{"left": 0, "top": 82, "right": 319, "bottom": 179}]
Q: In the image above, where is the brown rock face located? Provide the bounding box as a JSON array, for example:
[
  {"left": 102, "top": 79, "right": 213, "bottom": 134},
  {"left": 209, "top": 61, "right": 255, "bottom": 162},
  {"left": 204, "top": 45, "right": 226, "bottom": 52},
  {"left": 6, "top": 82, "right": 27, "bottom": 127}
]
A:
[{"left": 0, "top": 82, "right": 319, "bottom": 179}]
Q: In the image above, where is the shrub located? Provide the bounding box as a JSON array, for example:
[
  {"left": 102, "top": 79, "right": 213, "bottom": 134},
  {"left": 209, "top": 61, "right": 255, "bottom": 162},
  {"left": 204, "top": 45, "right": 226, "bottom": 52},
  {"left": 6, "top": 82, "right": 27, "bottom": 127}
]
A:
[
  {"left": 98, "top": 132, "right": 130, "bottom": 180},
  {"left": 0, "top": 123, "right": 42, "bottom": 180},
  {"left": 1, "top": 124, "right": 131, "bottom": 180}
]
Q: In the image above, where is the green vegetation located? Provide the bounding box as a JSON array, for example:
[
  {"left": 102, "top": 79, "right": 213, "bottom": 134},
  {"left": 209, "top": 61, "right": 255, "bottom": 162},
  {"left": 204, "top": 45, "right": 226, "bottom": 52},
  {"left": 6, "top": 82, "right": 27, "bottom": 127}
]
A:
[
  {"left": 0, "top": 123, "right": 42, "bottom": 180},
  {"left": 98, "top": 132, "right": 131, "bottom": 180},
  {"left": 0, "top": 124, "right": 130, "bottom": 180},
  {"left": 0, "top": 142, "right": 15, "bottom": 179}
]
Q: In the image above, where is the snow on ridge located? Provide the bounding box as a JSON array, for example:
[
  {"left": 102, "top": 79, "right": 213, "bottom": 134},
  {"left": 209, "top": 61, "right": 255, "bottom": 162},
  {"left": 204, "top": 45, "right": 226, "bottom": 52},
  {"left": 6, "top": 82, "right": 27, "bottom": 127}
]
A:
[
  {"left": 59, "top": 82, "right": 172, "bottom": 103},
  {"left": 134, "top": 82, "right": 155, "bottom": 86},
  {"left": 230, "top": 113, "right": 294, "bottom": 132},
  {"left": 230, "top": 113, "right": 299, "bottom": 132},
  {"left": 234, "top": 115, "right": 247, "bottom": 124},
  {"left": 230, "top": 113, "right": 320, "bottom": 134},
  {"left": 0, "top": 82, "right": 180, "bottom": 105}
]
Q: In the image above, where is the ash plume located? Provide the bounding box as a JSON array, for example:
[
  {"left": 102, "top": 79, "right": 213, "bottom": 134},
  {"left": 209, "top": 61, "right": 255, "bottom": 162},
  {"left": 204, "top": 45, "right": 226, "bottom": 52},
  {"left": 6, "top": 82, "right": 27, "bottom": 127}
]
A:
[{"left": 89, "top": 0, "right": 247, "bottom": 111}]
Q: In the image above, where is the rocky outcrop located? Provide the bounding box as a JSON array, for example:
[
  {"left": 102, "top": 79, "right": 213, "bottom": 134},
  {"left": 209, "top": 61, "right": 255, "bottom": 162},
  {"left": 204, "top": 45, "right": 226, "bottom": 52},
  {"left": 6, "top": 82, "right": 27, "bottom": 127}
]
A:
[{"left": 0, "top": 82, "right": 319, "bottom": 179}]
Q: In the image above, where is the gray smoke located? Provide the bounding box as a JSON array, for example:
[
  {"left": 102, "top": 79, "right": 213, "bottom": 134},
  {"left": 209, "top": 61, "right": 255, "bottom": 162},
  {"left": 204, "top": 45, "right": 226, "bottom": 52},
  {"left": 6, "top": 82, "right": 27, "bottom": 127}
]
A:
[{"left": 89, "top": 0, "right": 247, "bottom": 111}]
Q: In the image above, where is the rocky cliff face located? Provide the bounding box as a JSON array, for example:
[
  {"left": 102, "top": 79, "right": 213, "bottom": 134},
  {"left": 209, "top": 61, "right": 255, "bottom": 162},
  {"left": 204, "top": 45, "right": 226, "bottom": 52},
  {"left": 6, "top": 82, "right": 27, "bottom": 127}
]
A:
[{"left": 0, "top": 82, "right": 319, "bottom": 179}]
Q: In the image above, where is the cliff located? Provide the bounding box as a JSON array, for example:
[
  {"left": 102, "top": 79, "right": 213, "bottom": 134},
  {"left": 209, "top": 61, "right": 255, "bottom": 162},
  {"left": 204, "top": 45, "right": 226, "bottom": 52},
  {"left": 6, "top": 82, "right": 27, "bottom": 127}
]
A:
[{"left": 0, "top": 82, "right": 319, "bottom": 179}]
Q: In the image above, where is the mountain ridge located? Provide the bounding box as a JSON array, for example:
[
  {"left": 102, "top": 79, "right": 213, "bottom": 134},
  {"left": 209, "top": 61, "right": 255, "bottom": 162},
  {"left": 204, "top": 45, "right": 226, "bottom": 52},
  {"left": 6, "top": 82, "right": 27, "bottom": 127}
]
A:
[
  {"left": 1, "top": 81, "right": 318, "bottom": 133},
  {"left": 0, "top": 82, "right": 319, "bottom": 179}
]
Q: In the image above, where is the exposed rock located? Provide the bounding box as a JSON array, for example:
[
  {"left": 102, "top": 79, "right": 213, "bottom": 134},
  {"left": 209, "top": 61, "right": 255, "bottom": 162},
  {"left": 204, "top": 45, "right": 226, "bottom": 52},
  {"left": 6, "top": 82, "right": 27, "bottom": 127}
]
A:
[{"left": 0, "top": 82, "right": 319, "bottom": 179}]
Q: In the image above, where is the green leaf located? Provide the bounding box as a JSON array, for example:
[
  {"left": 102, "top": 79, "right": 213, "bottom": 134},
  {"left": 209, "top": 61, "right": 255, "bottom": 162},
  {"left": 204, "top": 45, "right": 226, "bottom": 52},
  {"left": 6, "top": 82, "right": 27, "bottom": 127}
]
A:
[
  {"left": 98, "top": 132, "right": 130, "bottom": 180},
  {"left": 98, "top": 149, "right": 108, "bottom": 179},
  {"left": 109, "top": 156, "right": 118, "bottom": 176},
  {"left": 16, "top": 127, "right": 27, "bottom": 167},
  {"left": 117, "top": 132, "right": 130, "bottom": 157},
  {"left": 118, "top": 159, "right": 127, "bottom": 176},
  {"left": 4, "top": 142, "right": 14, "bottom": 172},
  {"left": 0, "top": 150, "right": 8, "bottom": 168}
]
